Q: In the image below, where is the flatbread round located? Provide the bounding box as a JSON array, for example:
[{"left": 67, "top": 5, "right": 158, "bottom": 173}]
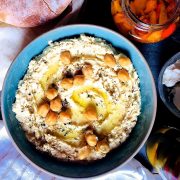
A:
[{"left": 0, "top": 0, "right": 72, "bottom": 27}]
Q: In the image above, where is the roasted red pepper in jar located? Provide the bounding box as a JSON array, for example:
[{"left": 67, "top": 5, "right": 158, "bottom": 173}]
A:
[{"left": 111, "top": 0, "right": 179, "bottom": 43}]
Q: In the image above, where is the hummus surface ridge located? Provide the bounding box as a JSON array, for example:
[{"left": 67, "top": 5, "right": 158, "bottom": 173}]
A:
[{"left": 13, "top": 35, "right": 141, "bottom": 161}]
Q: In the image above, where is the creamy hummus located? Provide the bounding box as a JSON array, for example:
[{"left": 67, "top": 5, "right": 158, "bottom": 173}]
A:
[{"left": 13, "top": 35, "right": 141, "bottom": 161}]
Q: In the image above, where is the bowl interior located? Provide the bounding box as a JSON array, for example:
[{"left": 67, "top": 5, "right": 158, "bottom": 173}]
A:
[
  {"left": 1, "top": 25, "right": 156, "bottom": 178},
  {"left": 158, "top": 52, "right": 180, "bottom": 118}
]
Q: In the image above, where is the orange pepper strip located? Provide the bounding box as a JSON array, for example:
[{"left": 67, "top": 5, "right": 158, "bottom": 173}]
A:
[
  {"left": 156, "top": 2, "right": 161, "bottom": 20},
  {"left": 146, "top": 30, "right": 162, "bottom": 43},
  {"left": 133, "top": 0, "right": 147, "bottom": 15},
  {"left": 129, "top": 1, "right": 136, "bottom": 14},
  {"left": 113, "top": 13, "right": 125, "bottom": 24},
  {"left": 150, "top": 11, "right": 157, "bottom": 24},
  {"left": 161, "top": 23, "right": 176, "bottom": 39},
  {"left": 159, "top": 0, "right": 168, "bottom": 24},
  {"left": 111, "top": 0, "right": 122, "bottom": 15},
  {"left": 144, "top": 0, "right": 157, "bottom": 13},
  {"left": 122, "top": 21, "right": 132, "bottom": 31}
]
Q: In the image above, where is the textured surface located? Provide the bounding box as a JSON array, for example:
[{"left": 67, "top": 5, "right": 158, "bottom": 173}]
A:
[
  {"left": 12, "top": 35, "right": 141, "bottom": 161},
  {"left": 0, "top": 120, "right": 162, "bottom": 180},
  {"left": 0, "top": 0, "right": 72, "bottom": 27},
  {"left": 1, "top": 25, "right": 156, "bottom": 178}
]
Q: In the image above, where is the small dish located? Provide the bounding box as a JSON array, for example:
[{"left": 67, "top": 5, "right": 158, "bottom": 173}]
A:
[{"left": 158, "top": 52, "right": 180, "bottom": 118}]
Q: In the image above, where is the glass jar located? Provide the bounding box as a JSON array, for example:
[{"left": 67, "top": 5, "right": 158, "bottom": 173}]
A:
[
  {"left": 111, "top": 0, "right": 180, "bottom": 43},
  {"left": 146, "top": 127, "right": 180, "bottom": 180}
]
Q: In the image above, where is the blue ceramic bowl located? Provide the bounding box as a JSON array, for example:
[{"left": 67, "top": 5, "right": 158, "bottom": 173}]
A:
[
  {"left": 158, "top": 52, "right": 180, "bottom": 118},
  {"left": 1, "top": 25, "right": 157, "bottom": 178}
]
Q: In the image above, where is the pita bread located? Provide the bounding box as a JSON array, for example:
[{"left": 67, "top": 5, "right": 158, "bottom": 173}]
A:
[{"left": 0, "top": 0, "right": 72, "bottom": 27}]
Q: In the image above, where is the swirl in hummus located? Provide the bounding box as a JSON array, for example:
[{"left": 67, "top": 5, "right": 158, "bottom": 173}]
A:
[{"left": 13, "top": 35, "right": 141, "bottom": 161}]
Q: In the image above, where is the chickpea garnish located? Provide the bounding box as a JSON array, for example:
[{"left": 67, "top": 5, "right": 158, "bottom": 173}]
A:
[
  {"left": 82, "top": 64, "right": 93, "bottom": 79},
  {"left": 73, "top": 75, "right": 85, "bottom": 86},
  {"left": 96, "top": 140, "right": 110, "bottom": 153},
  {"left": 104, "top": 53, "right": 116, "bottom": 68},
  {"left": 60, "top": 78, "right": 73, "bottom": 89},
  {"left": 118, "top": 57, "right": 131, "bottom": 68},
  {"left": 45, "top": 111, "right": 58, "bottom": 126},
  {"left": 117, "top": 69, "right": 130, "bottom": 82},
  {"left": 78, "top": 146, "right": 91, "bottom": 160},
  {"left": 60, "top": 50, "right": 72, "bottom": 65},
  {"left": 85, "top": 133, "right": 98, "bottom": 147},
  {"left": 59, "top": 110, "right": 71, "bottom": 123},
  {"left": 83, "top": 105, "right": 98, "bottom": 121},
  {"left": 45, "top": 88, "right": 58, "bottom": 100},
  {"left": 50, "top": 97, "right": 62, "bottom": 112},
  {"left": 37, "top": 103, "right": 50, "bottom": 117}
]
